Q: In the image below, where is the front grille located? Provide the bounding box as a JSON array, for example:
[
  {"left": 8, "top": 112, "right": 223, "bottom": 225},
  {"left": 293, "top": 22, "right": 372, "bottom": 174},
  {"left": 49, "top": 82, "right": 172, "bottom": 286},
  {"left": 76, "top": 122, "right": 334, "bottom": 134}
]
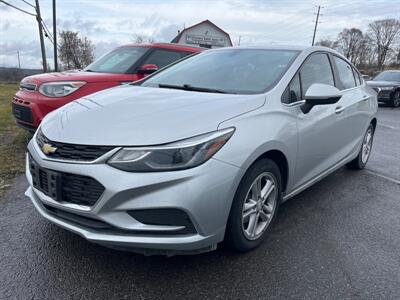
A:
[
  {"left": 43, "top": 204, "right": 112, "bottom": 229},
  {"left": 29, "top": 154, "right": 105, "bottom": 207},
  {"left": 36, "top": 129, "right": 114, "bottom": 161},
  {"left": 12, "top": 102, "right": 33, "bottom": 123},
  {"left": 42, "top": 204, "right": 195, "bottom": 236},
  {"left": 378, "top": 90, "right": 392, "bottom": 99},
  {"left": 61, "top": 173, "right": 105, "bottom": 206},
  {"left": 20, "top": 82, "right": 37, "bottom": 91}
]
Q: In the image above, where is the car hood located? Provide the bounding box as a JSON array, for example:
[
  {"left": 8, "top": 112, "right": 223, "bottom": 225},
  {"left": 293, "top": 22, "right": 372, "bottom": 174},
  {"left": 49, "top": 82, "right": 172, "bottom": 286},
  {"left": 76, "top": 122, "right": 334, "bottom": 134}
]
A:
[
  {"left": 366, "top": 80, "right": 400, "bottom": 87},
  {"left": 22, "top": 70, "right": 133, "bottom": 84},
  {"left": 41, "top": 85, "right": 265, "bottom": 146}
]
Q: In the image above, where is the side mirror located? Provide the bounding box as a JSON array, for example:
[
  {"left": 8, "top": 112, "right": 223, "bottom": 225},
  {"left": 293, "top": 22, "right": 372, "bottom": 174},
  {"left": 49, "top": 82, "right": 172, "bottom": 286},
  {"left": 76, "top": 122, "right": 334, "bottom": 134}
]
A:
[
  {"left": 301, "top": 83, "right": 342, "bottom": 114},
  {"left": 137, "top": 64, "right": 158, "bottom": 75}
]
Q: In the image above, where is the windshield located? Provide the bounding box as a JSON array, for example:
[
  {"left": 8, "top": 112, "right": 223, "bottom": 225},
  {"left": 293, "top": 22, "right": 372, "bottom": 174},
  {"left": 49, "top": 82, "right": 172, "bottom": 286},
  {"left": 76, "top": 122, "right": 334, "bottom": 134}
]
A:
[
  {"left": 373, "top": 71, "right": 400, "bottom": 82},
  {"left": 84, "top": 47, "right": 148, "bottom": 73},
  {"left": 141, "top": 49, "right": 299, "bottom": 94}
]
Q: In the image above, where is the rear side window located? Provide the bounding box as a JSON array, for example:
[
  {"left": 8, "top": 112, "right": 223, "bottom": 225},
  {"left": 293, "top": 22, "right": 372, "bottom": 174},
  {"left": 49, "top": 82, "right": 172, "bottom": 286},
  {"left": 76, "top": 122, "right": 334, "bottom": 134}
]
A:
[
  {"left": 300, "top": 53, "right": 334, "bottom": 98},
  {"left": 141, "top": 49, "right": 185, "bottom": 69},
  {"left": 333, "top": 56, "right": 356, "bottom": 89}
]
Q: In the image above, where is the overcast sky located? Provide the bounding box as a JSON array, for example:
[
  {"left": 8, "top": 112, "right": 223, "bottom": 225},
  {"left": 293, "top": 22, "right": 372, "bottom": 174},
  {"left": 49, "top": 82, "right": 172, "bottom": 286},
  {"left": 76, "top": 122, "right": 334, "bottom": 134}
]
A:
[{"left": 0, "top": 0, "right": 399, "bottom": 69}]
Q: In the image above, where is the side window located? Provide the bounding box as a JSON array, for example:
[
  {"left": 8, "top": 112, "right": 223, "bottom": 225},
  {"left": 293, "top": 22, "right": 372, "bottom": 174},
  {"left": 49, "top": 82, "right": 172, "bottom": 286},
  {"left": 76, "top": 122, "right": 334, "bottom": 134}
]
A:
[
  {"left": 141, "top": 49, "right": 183, "bottom": 69},
  {"left": 290, "top": 73, "right": 302, "bottom": 103},
  {"left": 281, "top": 73, "right": 301, "bottom": 104},
  {"left": 180, "top": 51, "right": 195, "bottom": 59},
  {"left": 333, "top": 56, "right": 356, "bottom": 89},
  {"left": 354, "top": 69, "right": 363, "bottom": 85},
  {"left": 300, "top": 53, "right": 334, "bottom": 98}
]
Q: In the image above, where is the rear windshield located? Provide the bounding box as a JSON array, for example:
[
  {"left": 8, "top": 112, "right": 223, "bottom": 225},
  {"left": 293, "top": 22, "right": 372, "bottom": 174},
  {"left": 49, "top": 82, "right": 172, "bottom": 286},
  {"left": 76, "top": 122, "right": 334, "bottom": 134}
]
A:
[
  {"left": 373, "top": 71, "right": 400, "bottom": 82},
  {"left": 84, "top": 47, "right": 148, "bottom": 73},
  {"left": 141, "top": 49, "right": 300, "bottom": 94}
]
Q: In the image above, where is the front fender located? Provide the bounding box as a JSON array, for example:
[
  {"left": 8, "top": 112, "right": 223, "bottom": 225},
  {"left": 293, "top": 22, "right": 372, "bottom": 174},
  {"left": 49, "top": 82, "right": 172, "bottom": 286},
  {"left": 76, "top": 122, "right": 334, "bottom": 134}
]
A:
[{"left": 215, "top": 107, "right": 298, "bottom": 195}]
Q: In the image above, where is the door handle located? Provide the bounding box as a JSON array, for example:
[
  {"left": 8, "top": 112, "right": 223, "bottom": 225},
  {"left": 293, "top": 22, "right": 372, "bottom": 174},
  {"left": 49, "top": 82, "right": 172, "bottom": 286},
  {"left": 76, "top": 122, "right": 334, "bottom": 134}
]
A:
[
  {"left": 362, "top": 95, "right": 369, "bottom": 101},
  {"left": 335, "top": 106, "right": 345, "bottom": 114}
]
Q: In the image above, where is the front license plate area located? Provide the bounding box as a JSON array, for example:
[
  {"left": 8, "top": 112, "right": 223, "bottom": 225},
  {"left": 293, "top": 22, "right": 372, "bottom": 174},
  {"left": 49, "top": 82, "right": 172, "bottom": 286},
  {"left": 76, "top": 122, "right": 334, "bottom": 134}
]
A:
[{"left": 29, "top": 155, "right": 61, "bottom": 201}]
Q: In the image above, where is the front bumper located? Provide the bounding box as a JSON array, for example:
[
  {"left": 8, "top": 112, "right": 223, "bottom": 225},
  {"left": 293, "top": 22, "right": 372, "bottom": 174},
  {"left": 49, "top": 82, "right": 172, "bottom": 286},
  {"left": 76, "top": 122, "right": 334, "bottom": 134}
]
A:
[
  {"left": 25, "top": 139, "right": 242, "bottom": 255},
  {"left": 377, "top": 89, "right": 394, "bottom": 103}
]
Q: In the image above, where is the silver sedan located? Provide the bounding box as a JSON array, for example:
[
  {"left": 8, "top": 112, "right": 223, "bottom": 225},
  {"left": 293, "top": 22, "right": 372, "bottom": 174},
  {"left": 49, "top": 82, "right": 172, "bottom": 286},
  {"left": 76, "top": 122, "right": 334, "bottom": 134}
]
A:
[{"left": 25, "top": 46, "right": 378, "bottom": 255}]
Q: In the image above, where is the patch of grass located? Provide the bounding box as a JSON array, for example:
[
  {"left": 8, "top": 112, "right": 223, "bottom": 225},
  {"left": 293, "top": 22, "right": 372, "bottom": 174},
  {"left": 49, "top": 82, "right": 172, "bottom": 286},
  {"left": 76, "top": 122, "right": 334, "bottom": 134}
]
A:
[{"left": 0, "top": 83, "right": 31, "bottom": 198}]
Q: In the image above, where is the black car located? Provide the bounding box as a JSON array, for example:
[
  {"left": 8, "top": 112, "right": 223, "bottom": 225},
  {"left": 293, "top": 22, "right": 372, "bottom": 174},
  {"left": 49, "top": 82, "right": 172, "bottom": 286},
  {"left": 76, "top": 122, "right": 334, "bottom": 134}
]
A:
[{"left": 367, "top": 70, "right": 400, "bottom": 107}]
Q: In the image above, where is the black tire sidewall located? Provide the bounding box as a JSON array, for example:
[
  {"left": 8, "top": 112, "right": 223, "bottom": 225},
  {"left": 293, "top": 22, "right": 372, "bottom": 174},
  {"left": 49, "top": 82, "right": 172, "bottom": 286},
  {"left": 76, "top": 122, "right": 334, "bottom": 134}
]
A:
[{"left": 226, "top": 158, "right": 282, "bottom": 252}]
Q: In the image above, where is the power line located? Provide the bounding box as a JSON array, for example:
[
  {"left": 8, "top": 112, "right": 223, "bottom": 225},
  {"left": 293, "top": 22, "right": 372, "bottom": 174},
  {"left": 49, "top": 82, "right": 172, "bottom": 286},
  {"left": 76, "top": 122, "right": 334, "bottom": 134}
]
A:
[
  {"left": 0, "top": 0, "right": 36, "bottom": 16},
  {"left": 41, "top": 19, "right": 61, "bottom": 49},
  {"left": 41, "top": 19, "right": 54, "bottom": 41},
  {"left": 21, "top": 0, "right": 35, "bottom": 9}
]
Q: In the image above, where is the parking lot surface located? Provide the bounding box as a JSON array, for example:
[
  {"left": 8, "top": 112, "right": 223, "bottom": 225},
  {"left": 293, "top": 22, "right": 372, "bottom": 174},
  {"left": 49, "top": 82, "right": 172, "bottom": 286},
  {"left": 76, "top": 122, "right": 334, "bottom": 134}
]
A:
[{"left": 0, "top": 106, "right": 399, "bottom": 300}]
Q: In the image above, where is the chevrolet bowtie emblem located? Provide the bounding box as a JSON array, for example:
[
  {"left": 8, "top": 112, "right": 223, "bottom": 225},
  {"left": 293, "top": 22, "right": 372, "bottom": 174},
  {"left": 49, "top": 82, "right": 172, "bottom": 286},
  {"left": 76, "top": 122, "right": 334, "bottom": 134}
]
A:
[{"left": 42, "top": 143, "right": 57, "bottom": 155}]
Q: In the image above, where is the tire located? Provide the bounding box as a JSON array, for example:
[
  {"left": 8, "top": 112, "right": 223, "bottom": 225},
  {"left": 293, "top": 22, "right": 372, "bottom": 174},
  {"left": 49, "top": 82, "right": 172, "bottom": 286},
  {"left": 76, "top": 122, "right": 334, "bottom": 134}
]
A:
[
  {"left": 391, "top": 91, "right": 400, "bottom": 108},
  {"left": 226, "top": 158, "right": 282, "bottom": 252},
  {"left": 347, "top": 124, "right": 374, "bottom": 170}
]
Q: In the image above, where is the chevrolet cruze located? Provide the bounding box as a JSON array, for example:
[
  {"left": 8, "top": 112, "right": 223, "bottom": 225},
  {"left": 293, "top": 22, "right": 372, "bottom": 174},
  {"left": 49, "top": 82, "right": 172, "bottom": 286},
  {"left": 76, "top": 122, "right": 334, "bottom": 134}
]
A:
[{"left": 25, "top": 46, "right": 378, "bottom": 255}]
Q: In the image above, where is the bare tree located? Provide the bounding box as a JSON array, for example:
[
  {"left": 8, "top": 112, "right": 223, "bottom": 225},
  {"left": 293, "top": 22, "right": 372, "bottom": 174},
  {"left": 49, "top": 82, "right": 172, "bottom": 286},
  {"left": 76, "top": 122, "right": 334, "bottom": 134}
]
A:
[
  {"left": 356, "top": 34, "right": 376, "bottom": 67},
  {"left": 58, "top": 30, "right": 95, "bottom": 69},
  {"left": 316, "top": 38, "right": 338, "bottom": 49},
  {"left": 132, "top": 33, "right": 155, "bottom": 44},
  {"left": 336, "top": 28, "right": 365, "bottom": 65},
  {"left": 368, "top": 19, "right": 400, "bottom": 70}
]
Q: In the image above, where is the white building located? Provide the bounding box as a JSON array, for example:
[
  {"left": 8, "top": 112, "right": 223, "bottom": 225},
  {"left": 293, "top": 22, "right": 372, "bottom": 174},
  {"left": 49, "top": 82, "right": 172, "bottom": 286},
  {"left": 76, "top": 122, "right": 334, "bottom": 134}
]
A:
[{"left": 171, "top": 20, "right": 233, "bottom": 49}]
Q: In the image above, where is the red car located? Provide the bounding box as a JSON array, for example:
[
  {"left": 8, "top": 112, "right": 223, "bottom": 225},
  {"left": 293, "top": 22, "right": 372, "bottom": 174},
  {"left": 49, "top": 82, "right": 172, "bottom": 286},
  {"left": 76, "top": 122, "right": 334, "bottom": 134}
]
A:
[{"left": 12, "top": 43, "right": 203, "bottom": 131}]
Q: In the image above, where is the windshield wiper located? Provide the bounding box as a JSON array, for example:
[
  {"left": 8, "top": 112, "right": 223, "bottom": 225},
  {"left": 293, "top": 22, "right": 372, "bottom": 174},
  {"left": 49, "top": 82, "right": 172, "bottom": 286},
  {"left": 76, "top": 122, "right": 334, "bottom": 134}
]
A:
[
  {"left": 158, "top": 83, "right": 232, "bottom": 94},
  {"left": 85, "top": 69, "right": 94, "bottom": 72}
]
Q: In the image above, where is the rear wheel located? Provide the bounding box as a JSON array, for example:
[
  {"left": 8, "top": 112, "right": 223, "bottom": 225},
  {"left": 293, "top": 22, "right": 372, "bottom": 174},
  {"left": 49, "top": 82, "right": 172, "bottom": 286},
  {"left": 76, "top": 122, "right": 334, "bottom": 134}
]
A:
[
  {"left": 226, "top": 159, "right": 281, "bottom": 252},
  {"left": 347, "top": 124, "right": 374, "bottom": 169},
  {"left": 391, "top": 91, "right": 400, "bottom": 108}
]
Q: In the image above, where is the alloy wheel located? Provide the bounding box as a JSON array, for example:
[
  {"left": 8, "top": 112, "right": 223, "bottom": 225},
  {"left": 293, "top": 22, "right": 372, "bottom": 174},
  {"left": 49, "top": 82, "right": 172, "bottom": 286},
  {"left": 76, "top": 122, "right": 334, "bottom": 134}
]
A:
[
  {"left": 241, "top": 172, "right": 277, "bottom": 240},
  {"left": 361, "top": 128, "right": 373, "bottom": 164}
]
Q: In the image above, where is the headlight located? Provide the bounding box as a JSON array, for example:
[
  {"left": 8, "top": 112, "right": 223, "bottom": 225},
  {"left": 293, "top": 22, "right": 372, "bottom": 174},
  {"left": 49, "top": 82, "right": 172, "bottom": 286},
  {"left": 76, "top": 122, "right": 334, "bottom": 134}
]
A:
[
  {"left": 38, "top": 81, "right": 86, "bottom": 97},
  {"left": 379, "top": 86, "right": 394, "bottom": 91},
  {"left": 108, "top": 128, "right": 235, "bottom": 172}
]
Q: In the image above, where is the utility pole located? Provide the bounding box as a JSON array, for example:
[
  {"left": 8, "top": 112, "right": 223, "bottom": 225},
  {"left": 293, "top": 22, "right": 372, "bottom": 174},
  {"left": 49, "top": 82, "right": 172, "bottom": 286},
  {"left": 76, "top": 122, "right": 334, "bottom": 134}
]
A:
[
  {"left": 35, "top": 0, "right": 47, "bottom": 72},
  {"left": 53, "top": 0, "right": 58, "bottom": 71},
  {"left": 17, "top": 51, "right": 21, "bottom": 69},
  {"left": 311, "top": 5, "right": 321, "bottom": 46}
]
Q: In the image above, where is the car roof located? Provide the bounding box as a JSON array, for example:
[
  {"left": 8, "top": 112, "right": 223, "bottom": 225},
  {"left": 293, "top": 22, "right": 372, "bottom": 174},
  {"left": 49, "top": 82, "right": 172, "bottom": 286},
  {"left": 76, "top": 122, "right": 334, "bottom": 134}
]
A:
[
  {"left": 209, "top": 45, "right": 339, "bottom": 53},
  {"left": 379, "top": 70, "right": 400, "bottom": 73},
  {"left": 119, "top": 43, "right": 205, "bottom": 52},
  {"left": 207, "top": 45, "right": 349, "bottom": 64}
]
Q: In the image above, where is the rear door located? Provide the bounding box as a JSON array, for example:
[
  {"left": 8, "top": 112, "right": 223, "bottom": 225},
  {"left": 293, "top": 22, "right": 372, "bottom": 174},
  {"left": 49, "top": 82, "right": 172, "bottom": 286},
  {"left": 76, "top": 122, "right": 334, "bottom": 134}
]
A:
[{"left": 331, "top": 55, "right": 371, "bottom": 156}]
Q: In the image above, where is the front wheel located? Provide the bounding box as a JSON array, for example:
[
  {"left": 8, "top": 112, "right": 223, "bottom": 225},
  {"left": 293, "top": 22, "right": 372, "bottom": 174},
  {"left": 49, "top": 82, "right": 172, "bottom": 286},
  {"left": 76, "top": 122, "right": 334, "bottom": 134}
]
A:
[
  {"left": 391, "top": 91, "right": 400, "bottom": 108},
  {"left": 226, "top": 159, "right": 281, "bottom": 252},
  {"left": 347, "top": 124, "right": 374, "bottom": 169}
]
